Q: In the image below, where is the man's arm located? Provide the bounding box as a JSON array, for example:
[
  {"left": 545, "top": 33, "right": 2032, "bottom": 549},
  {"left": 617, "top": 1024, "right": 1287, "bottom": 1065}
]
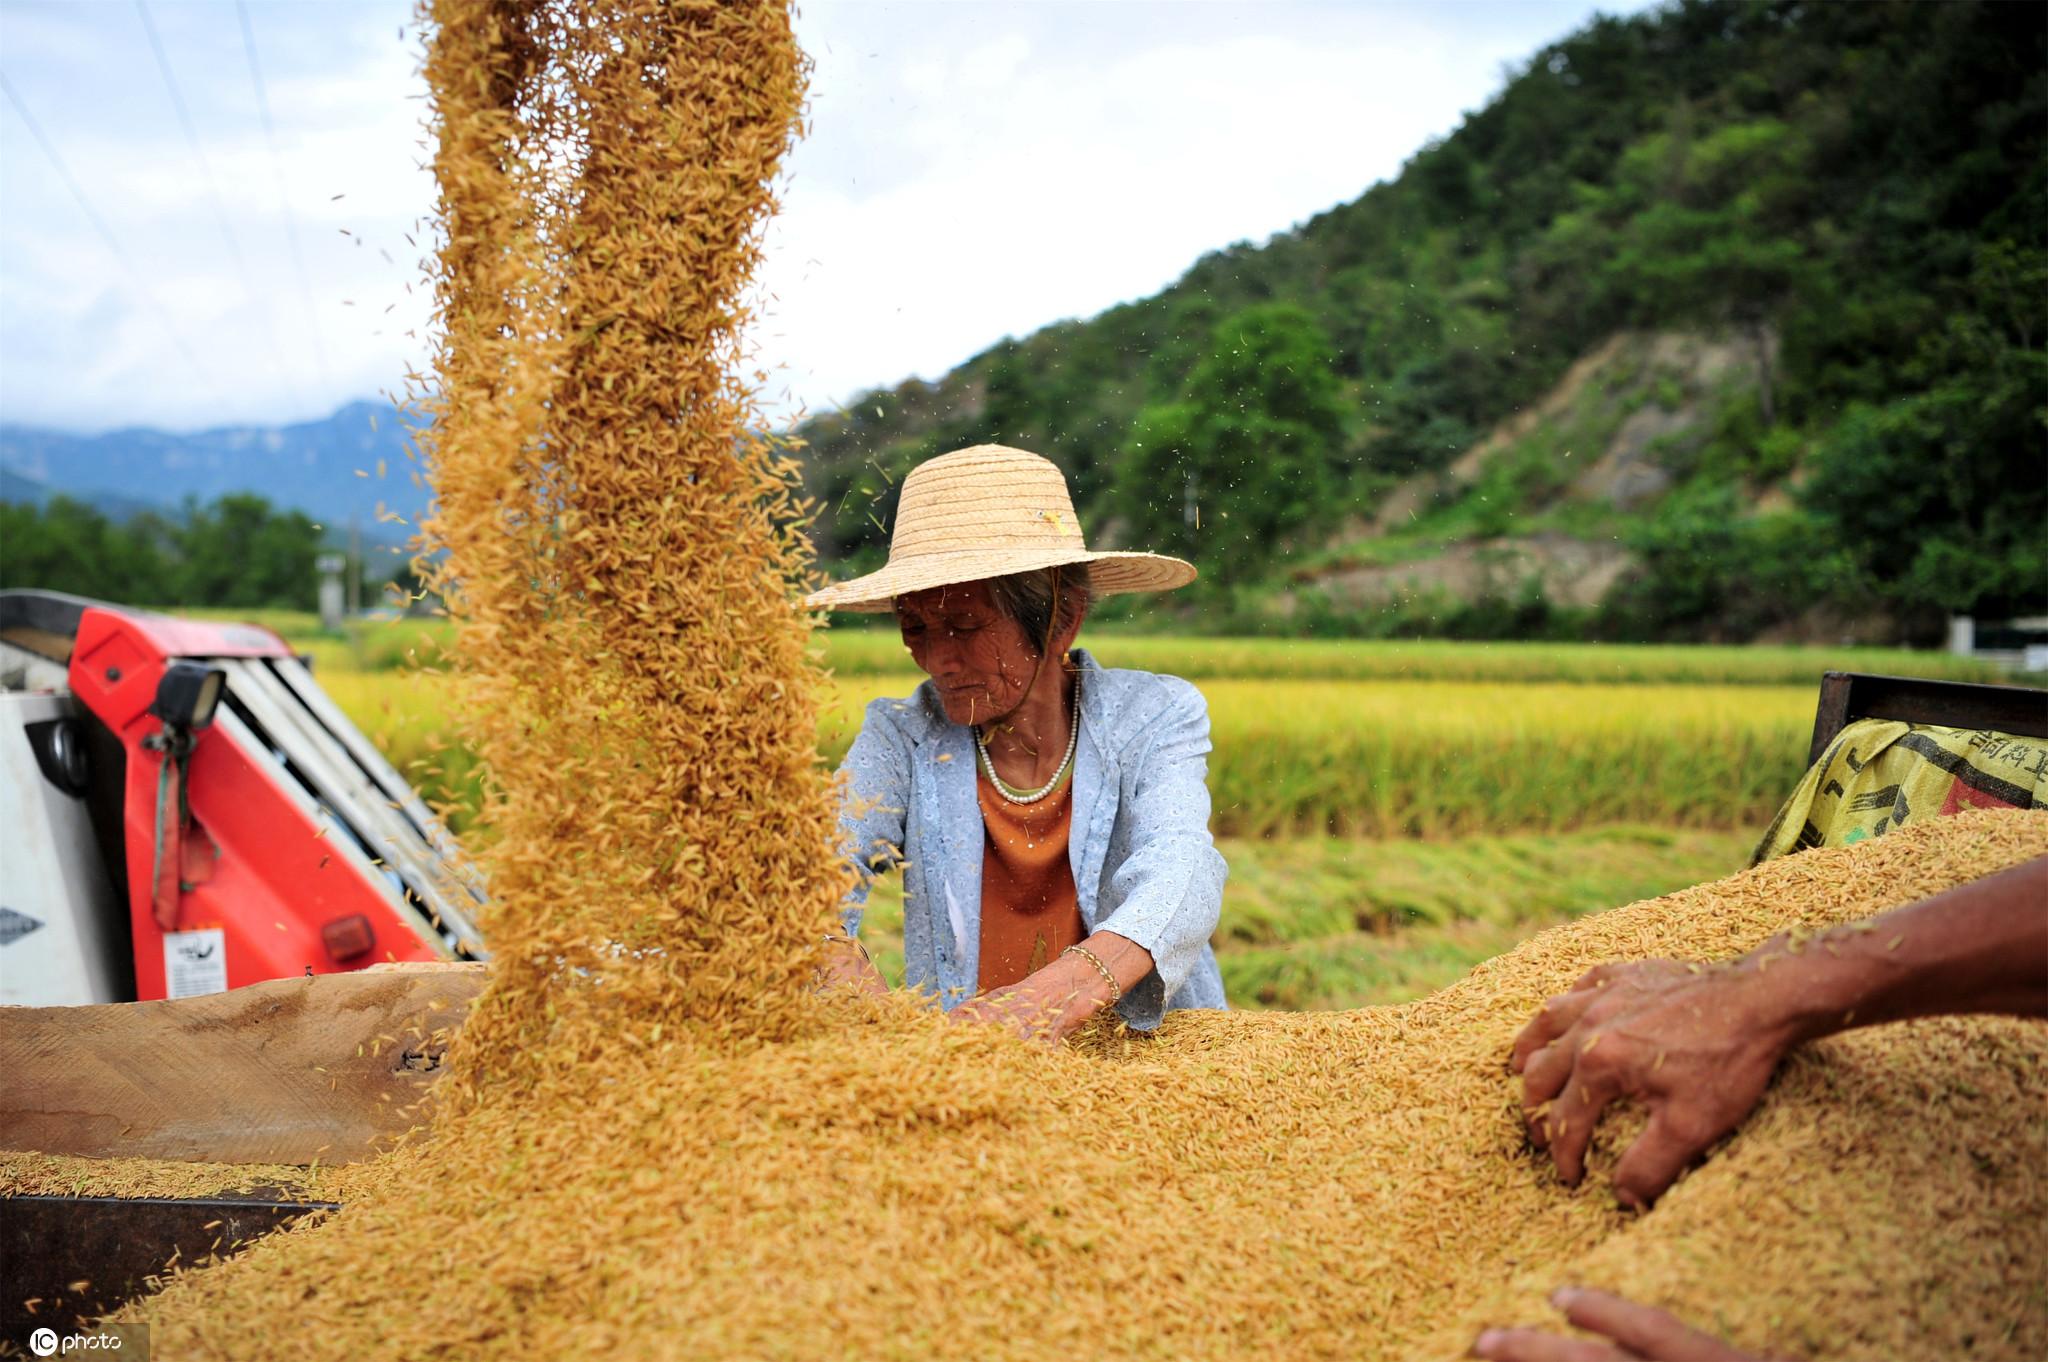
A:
[{"left": 1512, "top": 855, "right": 2048, "bottom": 1208}]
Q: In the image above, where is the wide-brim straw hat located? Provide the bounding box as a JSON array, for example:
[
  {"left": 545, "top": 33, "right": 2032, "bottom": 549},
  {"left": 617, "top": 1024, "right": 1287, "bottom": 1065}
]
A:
[{"left": 805, "top": 444, "right": 1197, "bottom": 613}]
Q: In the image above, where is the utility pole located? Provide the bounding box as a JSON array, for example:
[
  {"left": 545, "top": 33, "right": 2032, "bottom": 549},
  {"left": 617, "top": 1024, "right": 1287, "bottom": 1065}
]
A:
[
  {"left": 347, "top": 517, "right": 364, "bottom": 667},
  {"left": 316, "top": 553, "right": 346, "bottom": 630}
]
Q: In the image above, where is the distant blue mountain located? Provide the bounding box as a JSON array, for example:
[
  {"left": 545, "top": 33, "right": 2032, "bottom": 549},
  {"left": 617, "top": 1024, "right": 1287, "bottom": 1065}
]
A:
[
  {"left": 0, "top": 463, "right": 177, "bottom": 524},
  {"left": 0, "top": 466, "right": 47, "bottom": 504},
  {"left": 0, "top": 401, "right": 431, "bottom": 542}
]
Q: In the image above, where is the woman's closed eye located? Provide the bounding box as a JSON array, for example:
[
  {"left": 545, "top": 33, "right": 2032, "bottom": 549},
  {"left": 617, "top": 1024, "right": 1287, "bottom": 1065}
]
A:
[{"left": 901, "top": 619, "right": 983, "bottom": 639}]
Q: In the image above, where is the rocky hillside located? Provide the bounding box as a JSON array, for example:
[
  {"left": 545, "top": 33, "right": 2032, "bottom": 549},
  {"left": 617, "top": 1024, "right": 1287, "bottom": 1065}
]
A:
[
  {"left": 1273, "top": 330, "right": 1773, "bottom": 628},
  {"left": 796, "top": 0, "right": 2045, "bottom": 643}
]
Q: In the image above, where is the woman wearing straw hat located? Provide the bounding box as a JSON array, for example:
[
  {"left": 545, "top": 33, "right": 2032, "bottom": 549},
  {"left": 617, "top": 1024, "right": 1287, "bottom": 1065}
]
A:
[{"left": 811, "top": 445, "right": 1228, "bottom": 1042}]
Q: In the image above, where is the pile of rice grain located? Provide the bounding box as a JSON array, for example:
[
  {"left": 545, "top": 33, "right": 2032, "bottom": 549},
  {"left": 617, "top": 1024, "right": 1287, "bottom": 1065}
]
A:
[
  {"left": 106, "top": 811, "right": 2044, "bottom": 1362},
  {"left": 81, "top": 3, "right": 2048, "bottom": 1359},
  {"left": 1, "top": 1153, "right": 359, "bottom": 1205}
]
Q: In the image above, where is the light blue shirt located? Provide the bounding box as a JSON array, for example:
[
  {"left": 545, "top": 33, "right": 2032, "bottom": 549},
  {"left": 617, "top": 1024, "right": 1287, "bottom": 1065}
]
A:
[{"left": 835, "top": 647, "right": 1228, "bottom": 1028}]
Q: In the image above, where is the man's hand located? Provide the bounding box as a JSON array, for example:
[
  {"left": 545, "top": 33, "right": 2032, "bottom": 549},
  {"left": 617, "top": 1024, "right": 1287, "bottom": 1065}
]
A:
[
  {"left": 1511, "top": 856, "right": 2048, "bottom": 1208},
  {"left": 1472, "top": 1287, "right": 1772, "bottom": 1361},
  {"left": 1511, "top": 959, "right": 1793, "bottom": 1209},
  {"left": 948, "top": 952, "right": 1108, "bottom": 1045}
]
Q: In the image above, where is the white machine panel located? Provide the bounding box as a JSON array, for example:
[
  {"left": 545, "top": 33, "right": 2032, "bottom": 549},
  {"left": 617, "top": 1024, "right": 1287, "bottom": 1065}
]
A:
[{"left": 0, "top": 693, "right": 129, "bottom": 1006}]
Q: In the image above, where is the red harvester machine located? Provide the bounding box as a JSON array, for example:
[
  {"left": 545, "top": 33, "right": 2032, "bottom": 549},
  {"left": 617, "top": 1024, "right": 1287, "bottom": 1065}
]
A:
[{"left": 1, "top": 589, "right": 486, "bottom": 1006}]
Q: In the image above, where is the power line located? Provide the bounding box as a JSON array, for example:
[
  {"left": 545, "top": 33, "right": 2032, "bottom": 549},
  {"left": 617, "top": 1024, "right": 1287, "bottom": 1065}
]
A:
[
  {"left": 135, "top": 0, "right": 301, "bottom": 406},
  {"left": 236, "top": 0, "right": 333, "bottom": 390},
  {"left": 0, "top": 68, "right": 216, "bottom": 388},
  {"left": 134, "top": 1, "right": 251, "bottom": 284}
]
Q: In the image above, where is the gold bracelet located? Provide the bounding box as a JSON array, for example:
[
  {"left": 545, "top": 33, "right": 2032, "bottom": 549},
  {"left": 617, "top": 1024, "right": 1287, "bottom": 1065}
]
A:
[{"left": 1061, "top": 944, "right": 1121, "bottom": 1005}]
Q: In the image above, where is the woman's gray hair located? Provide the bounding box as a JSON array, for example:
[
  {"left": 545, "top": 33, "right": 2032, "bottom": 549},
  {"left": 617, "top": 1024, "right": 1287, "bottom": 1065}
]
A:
[{"left": 986, "top": 563, "right": 1092, "bottom": 657}]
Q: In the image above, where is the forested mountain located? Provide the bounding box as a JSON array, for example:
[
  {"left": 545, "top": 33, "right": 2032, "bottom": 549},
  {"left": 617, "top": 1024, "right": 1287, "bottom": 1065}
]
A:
[{"left": 797, "top": 0, "right": 2045, "bottom": 643}]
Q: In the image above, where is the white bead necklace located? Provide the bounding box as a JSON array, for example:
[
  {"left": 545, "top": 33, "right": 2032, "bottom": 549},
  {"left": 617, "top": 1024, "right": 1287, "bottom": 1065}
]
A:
[{"left": 974, "top": 671, "right": 1081, "bottom": 805}]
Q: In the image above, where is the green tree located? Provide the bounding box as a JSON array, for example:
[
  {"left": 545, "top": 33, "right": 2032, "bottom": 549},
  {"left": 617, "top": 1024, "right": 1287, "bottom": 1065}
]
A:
[
  {"left": 1113, "top": 304, "right": 1347, "bottom": 577},
  {"left": 1604, "top": 483, "right": 1863, "bottom": 641},
  {"left": 0, "top": 496, "right": 173, "bottom": 601},
  {"left": 790, "top": 0, "right": 2047, "bottom": 641},
  {"left": 171, "top": 494, "right": 321, "bottom": 609},
  {"left": 1802, "top": 241, "right": 2048, "bottom": 628}
]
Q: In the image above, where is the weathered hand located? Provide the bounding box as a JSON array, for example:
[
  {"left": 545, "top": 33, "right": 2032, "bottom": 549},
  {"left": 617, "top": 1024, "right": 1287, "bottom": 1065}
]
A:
[
  {"left": 1510, "top": 959, "right": 1792, "bottom": 1208},
  {"left": 948, "top": 955, "right": 1106, "bottom": 1045},
  {"left": 817, "top": 938, "right": 889, "bottom": 997},
  {"left": 1472, "top": 1287, "right": 1774, "bottom": 1361}
]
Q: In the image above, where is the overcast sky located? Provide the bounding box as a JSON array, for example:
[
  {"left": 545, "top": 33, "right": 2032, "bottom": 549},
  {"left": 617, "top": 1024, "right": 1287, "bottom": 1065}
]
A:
[{"left": 0, "top": 0, "right": 1653, "bottom": 435}]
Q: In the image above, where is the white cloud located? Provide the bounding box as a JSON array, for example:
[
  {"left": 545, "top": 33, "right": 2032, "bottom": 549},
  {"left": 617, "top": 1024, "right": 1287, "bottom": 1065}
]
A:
[
  {"left": 0, "top": 0, "right": 434, "bottom": 429},
  {"left": 0, "top": 0, "right": 1650, "bottom": 433},
  {"left": 750, "top": 1, "right": 1595, "bottom": 422}
]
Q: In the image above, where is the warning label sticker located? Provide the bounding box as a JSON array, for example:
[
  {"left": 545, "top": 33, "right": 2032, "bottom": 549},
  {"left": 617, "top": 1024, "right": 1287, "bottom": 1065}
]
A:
[{"left": 164, "top": 927, "right": 228, "bottom": 998}]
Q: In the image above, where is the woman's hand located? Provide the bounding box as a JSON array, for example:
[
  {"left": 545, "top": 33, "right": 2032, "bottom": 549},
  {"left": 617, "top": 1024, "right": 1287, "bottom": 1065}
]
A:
[
  {"left": 948, "top": 951, "right": 1110, "bottom": 1045},
  {"left": 949, "top": 932, "right": 1150, "bottom": 1045},
  {"left": 818, "top": 937, "right": 889, "bottom": 997},
  {"left": 1472, "top": 1287, "right": 1774, "bottom": 1361},
  {"left": 1510, "top": 959, "right": 1794, "bottom": 1209}
]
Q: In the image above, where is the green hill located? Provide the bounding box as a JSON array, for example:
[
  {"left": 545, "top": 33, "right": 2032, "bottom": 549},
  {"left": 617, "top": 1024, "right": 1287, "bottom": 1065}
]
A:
[{"left": 795, "top": 0, "right": 2045, "bottom": 644}]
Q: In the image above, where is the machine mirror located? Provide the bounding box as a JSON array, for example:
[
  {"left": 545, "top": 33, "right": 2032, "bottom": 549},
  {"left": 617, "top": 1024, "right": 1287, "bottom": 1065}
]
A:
[{"left": 26, "top": 718, "right": 93, "bottom": 797}]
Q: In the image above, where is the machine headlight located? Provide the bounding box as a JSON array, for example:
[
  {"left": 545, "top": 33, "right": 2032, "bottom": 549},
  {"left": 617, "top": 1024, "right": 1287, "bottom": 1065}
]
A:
[{"left": 149, "top": 662, "right": 227, "bottom": 731}]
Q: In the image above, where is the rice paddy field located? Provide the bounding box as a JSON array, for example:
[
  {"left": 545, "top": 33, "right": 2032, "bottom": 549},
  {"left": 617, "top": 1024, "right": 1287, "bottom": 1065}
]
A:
[
  {"left": 826, "top": 675, "right": 1814, "bottom": 837},
  {"left": 194, "top": 610, "right": 2022, "bottom": 1010},
  {"left": 316, "top": 660, "right": 1815, "bottom": 837}
]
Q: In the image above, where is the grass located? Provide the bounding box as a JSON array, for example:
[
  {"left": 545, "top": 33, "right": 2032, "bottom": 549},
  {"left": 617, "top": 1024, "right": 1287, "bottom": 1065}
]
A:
[
  {"left": 852, "top": 825, "right": 1755, "bottom": 1010},
  {"left": 185, "top": 608, "right": 454, "bottom": 674},
  {"left": 156, "top": 609, "right": 2010, "bottom": 1012}
]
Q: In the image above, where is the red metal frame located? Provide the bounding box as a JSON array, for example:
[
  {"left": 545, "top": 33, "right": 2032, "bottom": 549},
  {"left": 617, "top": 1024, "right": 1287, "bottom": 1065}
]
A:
[{"left": 67, "top": 607, "right": 444, "bottom": 1000}]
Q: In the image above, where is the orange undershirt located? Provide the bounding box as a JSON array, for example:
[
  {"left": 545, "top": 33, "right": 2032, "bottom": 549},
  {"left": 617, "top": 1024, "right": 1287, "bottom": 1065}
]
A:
[{"left": 975, "top": 768, "right": 1084, "bottom": 992}]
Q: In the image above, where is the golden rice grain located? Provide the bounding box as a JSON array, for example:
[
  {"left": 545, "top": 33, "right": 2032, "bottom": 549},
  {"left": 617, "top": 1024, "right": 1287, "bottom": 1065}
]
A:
[
  {"left": 36, "top": 4, "right": 2046, "bottom": 1360},
  {"left": 0, "top": 1154, "right": 333, "bottom": 1204},
  {"left": 101, "top": 812, "right": 2048, "bottom": 1361},
  {"left": 407, "top": 0, "right": 845, "bottom": 1092}
]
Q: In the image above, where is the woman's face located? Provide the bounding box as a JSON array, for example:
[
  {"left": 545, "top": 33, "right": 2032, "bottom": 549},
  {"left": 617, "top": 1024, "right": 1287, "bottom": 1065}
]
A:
[{"left": 895, "top": 581, "right": 1042, "bottom": 728}]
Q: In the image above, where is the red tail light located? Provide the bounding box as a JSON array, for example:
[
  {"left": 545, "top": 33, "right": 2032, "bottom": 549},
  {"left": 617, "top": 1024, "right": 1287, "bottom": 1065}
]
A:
[{"left": 321, "top": 914, "right": 376, "bottom": 962}]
